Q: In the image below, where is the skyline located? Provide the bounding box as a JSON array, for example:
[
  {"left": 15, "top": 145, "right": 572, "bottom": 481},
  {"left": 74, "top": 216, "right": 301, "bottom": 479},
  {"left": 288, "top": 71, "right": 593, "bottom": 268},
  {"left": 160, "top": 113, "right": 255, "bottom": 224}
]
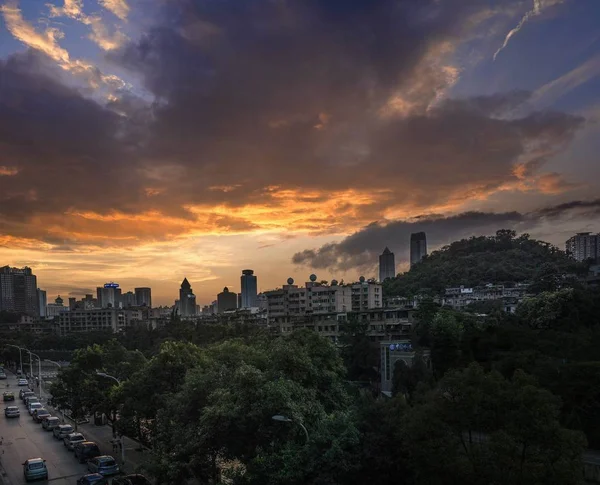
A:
[{"left": 1, "top": 0, "right": 600, "bottom": 305}]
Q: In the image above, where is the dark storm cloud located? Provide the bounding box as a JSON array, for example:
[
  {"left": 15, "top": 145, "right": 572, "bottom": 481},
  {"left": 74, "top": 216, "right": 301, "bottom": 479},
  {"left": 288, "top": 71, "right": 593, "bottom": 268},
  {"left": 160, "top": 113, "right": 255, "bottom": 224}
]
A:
[
  {"left": 0, "top": 0, "right": 589, "bottom": 246},
  {"left": 291, "top": 199, "right": 600, "bottom": 270}
]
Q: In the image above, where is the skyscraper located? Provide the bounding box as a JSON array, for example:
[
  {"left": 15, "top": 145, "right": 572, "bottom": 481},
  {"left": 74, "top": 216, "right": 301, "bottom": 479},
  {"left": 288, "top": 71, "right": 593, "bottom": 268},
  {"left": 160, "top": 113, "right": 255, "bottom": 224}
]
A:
[
  {"left": 179, "top": 278, "right": 197, "bottom": 316},
  {"left": 37, "top": 289, "right": 47, "bottom": 318},
  {"left": 134, "top": 287, "right": 152, "bottom": 307},
  {"left": 378, "top": 248, "right": 396, "bottom": 281},
  {"left": 217, "top": 287, "right": 238, "bottom": 313},
  {"left": 240, "top": 269, "right": 258, "bottom": 307},
  {"left": 0, "top": 266, "right": 38, "bottom": 315},
  {"left": 97, "top": 283, "right": 122, "bottom": 308},
  {"left": 410, "top": 232, "right": 428, "bottom": 267},
  {"left": 565, "top": 232, "right": 599, "bottom": 262}
]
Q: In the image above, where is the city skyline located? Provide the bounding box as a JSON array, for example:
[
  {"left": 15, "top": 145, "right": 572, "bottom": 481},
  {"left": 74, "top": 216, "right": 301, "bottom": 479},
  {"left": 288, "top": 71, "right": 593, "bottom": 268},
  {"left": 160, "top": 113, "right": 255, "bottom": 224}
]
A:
[{"left": 1, "top": 0, "right": 600, "bottom": 305}]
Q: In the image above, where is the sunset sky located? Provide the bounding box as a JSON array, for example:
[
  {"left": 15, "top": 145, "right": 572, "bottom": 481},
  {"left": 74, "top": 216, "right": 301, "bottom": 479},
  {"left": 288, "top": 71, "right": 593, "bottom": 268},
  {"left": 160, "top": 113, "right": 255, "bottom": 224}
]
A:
[{"left": 1, "top": 0, "right": 599, "bottom": 305}]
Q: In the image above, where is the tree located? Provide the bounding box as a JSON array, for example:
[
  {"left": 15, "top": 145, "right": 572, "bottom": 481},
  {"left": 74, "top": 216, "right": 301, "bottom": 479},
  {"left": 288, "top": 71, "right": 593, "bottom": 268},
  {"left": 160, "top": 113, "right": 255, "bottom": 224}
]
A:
[
  {"left": 338, "top": 315, "right": 378, "bottom": 382},
  {"left": 429, "top": 311, "right": 463, "bottom": 378},
  {"left": 403, "top": 364, "right": 586, "bottom": 485}
]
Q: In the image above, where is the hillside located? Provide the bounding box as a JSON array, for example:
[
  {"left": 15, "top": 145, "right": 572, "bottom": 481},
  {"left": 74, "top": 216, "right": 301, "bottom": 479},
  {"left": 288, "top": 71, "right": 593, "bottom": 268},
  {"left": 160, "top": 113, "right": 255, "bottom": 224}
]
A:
[{"left": 383, "top": 229, "right": 585, "bottom": 296}]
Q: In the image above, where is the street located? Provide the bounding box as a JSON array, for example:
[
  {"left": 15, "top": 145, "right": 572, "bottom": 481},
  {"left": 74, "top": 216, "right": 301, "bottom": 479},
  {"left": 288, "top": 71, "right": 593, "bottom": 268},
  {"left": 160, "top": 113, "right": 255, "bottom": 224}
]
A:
[{"left": 1, "top": 373, "right": 90, "bottom": 485}]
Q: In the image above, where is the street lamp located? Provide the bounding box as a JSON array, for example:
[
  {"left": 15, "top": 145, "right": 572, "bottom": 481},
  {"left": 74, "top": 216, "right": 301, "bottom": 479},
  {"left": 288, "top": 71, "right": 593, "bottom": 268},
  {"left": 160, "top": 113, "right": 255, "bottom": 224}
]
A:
[
  {"left": 96, "top": 372, "right": 123, "bottom": 464},
  {"left": 271, "top": 414, "right": 309, "bottom": 444},
  {"left": 44, "top": 359, "right": 62, "bottom": 368},
  {"left": 27, "top": 351, "right": 43, "bottom": 396},
  {"left": 6, "top": 344, "right": 23, "bottom": 374}
]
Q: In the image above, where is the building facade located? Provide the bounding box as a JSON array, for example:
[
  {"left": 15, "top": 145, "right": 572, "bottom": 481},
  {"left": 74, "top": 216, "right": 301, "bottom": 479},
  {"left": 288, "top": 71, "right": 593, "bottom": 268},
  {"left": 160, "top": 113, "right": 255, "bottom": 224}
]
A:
[
  {"left": 566, "top": 232, "right": 599, "bottom": 262},
  {"left": 379, "top": 247, "right": 396, "bottom": 281},
  {"left": 410, "top": 232, "right": 428, "bottom": 266},
  {"left": 217, "top": 287, "right": 238, "bottom": 313},
  {"left": 240, "top": 269, "right": 258, "bottom": 308},
  {"left": 178, "top": 278, "right": 197, "bottom": 317},
  {"left": 442, "top": 284, "right": 528, "bottom": 313},
  {"left": 97, "top": 283, "right": 122, "bottom": 308},
  {"left": 134, "top": 287, "right": 152, "bottom": 307},
  {"left": 0, "top": 266, "right": 39, "bottom": 315},
  {"left": 351, "top": 280, "right": 383, "bottom": 311},
  {"left": 37, "top": 289, "right": 47, "bottom": 318},
  {"left": 380, "top": 341, "right": 430, "bottom": 394}
]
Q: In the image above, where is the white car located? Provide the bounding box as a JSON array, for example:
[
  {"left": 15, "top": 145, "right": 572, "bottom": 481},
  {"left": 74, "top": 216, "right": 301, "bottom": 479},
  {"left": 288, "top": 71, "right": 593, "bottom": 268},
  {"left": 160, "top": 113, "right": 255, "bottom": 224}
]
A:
[
  {"left": 63, "top": 432, "right": 85, "bottom": 450},
  {"left": 28, "top": 402, "right": 42, "bottom": 415},
  {"left": 18, "top": 378, "right": 28, "bottom": 386}
]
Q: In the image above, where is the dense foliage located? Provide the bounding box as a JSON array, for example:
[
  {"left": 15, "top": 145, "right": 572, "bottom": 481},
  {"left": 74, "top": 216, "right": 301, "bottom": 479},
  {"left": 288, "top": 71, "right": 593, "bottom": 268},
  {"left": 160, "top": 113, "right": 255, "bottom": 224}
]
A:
[{"left": 383, "top": 229, "right": 585, "bottom": 296}]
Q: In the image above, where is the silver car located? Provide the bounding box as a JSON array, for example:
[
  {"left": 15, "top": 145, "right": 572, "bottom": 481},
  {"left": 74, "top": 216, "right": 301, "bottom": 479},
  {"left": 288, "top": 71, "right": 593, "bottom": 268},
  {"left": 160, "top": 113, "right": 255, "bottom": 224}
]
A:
[
  {"left": 28, "top": 402, "right": 42, "bottom": 415},
  {"left": 63, "top": 432, "right": 85, "bottom": 450},
  {"left": 54, "top": 424, "right": 74, "bottom": 440}
]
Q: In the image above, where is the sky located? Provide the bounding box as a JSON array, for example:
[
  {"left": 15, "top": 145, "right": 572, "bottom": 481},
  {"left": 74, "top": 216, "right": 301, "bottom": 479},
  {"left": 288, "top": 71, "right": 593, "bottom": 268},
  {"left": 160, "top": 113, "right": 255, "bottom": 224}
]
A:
[{"left": 1, "top": 0, "right": 599, "bottom": 306}]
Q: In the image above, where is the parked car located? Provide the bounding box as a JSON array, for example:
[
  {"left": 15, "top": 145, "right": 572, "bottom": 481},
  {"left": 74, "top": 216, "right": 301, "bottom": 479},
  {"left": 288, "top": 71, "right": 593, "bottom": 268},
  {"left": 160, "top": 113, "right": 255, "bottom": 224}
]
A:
[
  {"left": 4, "top": 405, "right": 20, "bottom": 418},
  {"left": 22, "top": 458, "right": 48, "bottom": 482},
  {"left": 32, "top": 408, "right": 51, "bottom": 423},
  {"left": 74, "top": 441, "right": 101, "bottom": 463},
  {"left": 54, "top": 424, "right": 75, "bottom": 440},
  {"left": 16, "top": 369, "right": 22, "bottom": 376},
  {"left": 42, "top": 416, "right": 60, "bottom": 431},
  {"left": 21, "top": 391, "right": 35, "bottom": 402},
  {"left": 0, "top": 372, "right": 7, "bottom": 379},
  {"left": 87, "top": 456, "right": 120, "bottom": 476},
  {"left": 28, "top": 402, "right": 43, "bottom": 415},
  {"left": 63, "top": 432, "right": 85, "bottom": 450},
  {"left": 76, "top": 473, "right": 108, "bottom": 485},
  {"left": 19, "top": 388, "right": 32, "bottom": 399},
  {"left": 17, "top": 378, "right": 28, "bottom": 386},
  {"left": 3, "top": 391, "right": 14, "bottom": 401},
  {"left": 23, "top": 395, "right": 38, "bottom": 407},
  {"left": 112, "top": 474, "right": 152, "bottom": 485}
]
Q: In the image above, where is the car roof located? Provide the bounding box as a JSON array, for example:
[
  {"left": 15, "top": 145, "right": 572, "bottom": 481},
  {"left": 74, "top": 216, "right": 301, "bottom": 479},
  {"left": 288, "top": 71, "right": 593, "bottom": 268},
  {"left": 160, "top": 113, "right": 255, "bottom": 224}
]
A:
[
  {"left": 80, "top": 441, "right": 98, "bottom": 445},
  {"left": 6, "top": 406, "right": 18, "bottom": 409},
  {"left": 36, "top": 408, "right": 49, "bottom": 413},
  {"left": 59, "top": 424, "right": 73, "bottom": 428},
  {"left": 97, "top": 455, "right": 114, "bottom": 460},
  {"left": 25, "top": 458, "right": 44, "bottom": 463},
  {"left": 47, "top": 416, "right": 60, "bottom": 420}
]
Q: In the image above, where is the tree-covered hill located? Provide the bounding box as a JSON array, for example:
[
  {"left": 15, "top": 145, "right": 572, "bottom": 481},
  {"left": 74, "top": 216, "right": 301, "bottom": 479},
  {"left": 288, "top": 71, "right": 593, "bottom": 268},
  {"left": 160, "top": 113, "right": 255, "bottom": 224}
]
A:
[{"left": 383, "top": 229, "right": 586, "bottom": 296}]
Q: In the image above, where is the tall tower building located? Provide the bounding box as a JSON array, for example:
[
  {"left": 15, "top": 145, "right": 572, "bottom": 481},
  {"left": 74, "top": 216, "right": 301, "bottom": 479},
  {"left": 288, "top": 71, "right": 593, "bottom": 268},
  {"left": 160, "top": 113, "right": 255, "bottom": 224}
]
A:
[
  {"left": 0, "top": 266, "right": 38, "bottom": 315},
  {"left": 240, "top": 269, "right": 258, "bottom": 308},
  {"left": 97, "top": 283, "right": 121, "bottom": 308},
  {"left": 410, "top": 232, "right": 428, "bottom": 267},
  {"left": 217, "top": 287, "right": 238, "bottom": 313},
  {"left": 179, "top": 278, "right": 197, "bottom": 317},
  {"left": 37, "top": 289, "right": 47, "bottom": 318},
  {"left": 134, "top": 287, "right": 152, "bottom": 307},
  {"left": 565, "top": 232, "right": 599, "bottom": 262},
  {"left": 378, "top": 248, "right": 396, "bottom": 281}
]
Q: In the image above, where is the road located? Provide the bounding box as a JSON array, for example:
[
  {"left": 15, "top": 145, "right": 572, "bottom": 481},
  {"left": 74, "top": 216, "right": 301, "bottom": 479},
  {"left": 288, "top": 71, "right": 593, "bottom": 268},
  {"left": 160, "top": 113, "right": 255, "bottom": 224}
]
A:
[{"left": 1, "top": 373, "right": 89, "bottom": 484}]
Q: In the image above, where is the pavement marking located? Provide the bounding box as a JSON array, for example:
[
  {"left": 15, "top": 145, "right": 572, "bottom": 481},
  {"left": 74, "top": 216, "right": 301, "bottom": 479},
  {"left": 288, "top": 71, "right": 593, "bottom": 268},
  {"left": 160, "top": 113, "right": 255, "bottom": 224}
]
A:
[{"left": 48, "top": 472, "right": 82, "bottom": 481}]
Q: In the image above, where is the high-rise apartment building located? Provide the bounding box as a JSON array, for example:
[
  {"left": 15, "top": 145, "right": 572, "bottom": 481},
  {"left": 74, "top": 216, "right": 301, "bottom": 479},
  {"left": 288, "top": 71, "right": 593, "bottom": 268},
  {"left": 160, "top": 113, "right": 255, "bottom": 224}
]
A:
[
  {"left": 379, "top": 247, "right": 396, "bottom": 281},
  {"left": 179, "top": 278, "right": 197, "bottom": 316},
  {"left": 134, "top": 287, "right": 152, "bottom": 307},
  {"left": 0, "top": 266, "right": 39, "bottom": 316},
  {"left": 565, "top": 232, "right": 599, "bottom": 262},
  {"left": 217, "top": 287, "right": 238, "bottom": 313},
  {"left": 122, "top": 291, "right": 136, "bottom": 307},
  {"left": 97, "top": 283, "right": 122, "bottom": 308},
  {"left": 37, "top": 289, "right": 47, "bottom": 318},
  {"left": 240, "top": 269, "right": 258, "bottom": 308},
  {"left": 410, "top": 232, "right": 428, "bottom": 267}
]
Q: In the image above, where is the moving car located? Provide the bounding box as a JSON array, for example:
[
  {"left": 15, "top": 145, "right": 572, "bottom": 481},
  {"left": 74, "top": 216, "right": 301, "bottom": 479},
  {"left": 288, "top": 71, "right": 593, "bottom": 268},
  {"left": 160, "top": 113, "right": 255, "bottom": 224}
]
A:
[
  {"left": 64, "top": 432, "right": 85, "bottom": 450},
  {"left": 3, "top": 391, "right": 15, "bottom": 401},
  {"left": 18, "top": 378, "right": 28, "bottom": 386},
  {"left": 5, "top": 405, "right": 20, "bottom": 418},
  {"left": 32, "top": 408, "right": 51, "bottom": 423},
  {"left": 74, "top": 441, "right": 101, "bottom": 463},
  {"left": 22, "top": 458, "right": 48, "bottom": 482},
  {"left": 87, "top": 456, "right": 120, "bottom": 476},
  {"left": 54, "top": 424, "right": 75, "bottom": 440},
  {"left": 28, "top": 401, "right": 43, "bottom": 415},
  {"left": 112, "top": 474, "right": 152, "bottom": 485},
  {"left": 42, "top": 416, "right": 60, "bottom": 430},
  {"left": 76, "top": 473, "right": 108, "bottom": 485}
]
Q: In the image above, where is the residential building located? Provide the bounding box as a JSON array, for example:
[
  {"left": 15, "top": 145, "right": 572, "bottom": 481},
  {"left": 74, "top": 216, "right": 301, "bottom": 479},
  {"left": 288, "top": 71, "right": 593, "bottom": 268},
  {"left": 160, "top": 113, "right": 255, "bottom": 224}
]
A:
[
  {"left": 55, "top": 307, "right": 135, "bottom": 335},
  {"left": 410, "top": 232, "right": 428, "bottom": 266},
  {"left": 351, "top": 279, "right": 382, "bottom": 311},
  {"left": 122, "top": 291, "right": 136, "bottom": 307},
  {"left": 46, "top": 295, "right": 67, "bottom": 319},
  {"left": 0, "top": 266, "right": 39, "bottom": 315},
  {"left": 37, "top": 289, "right": 47, "bottom": 318},
  {"left": 217, "top": 287, "right": 238, "bottom": 313},
  {"left": 68, "top": 297, "right": 77, "bottom": 310},
  {"left": 565, "top": 232, "right": 599, "bottom": 262},
  {"left": 240, "top": 269, "right": 258, "bottom": 308},
  {"left": 380, "top": 341, "right": 430, "bottom": 395},
  {"left": 134, "top": 287, "right": 152, "bottom": 307},
  {"left": 178, "top": 278, "right": 197, "bottom": 317},
  {"left": 442, "top": 284, "right": 528, "bottom": 313},
  {"left": 379, "top": 247, "right": 396, "bottom": 281}
]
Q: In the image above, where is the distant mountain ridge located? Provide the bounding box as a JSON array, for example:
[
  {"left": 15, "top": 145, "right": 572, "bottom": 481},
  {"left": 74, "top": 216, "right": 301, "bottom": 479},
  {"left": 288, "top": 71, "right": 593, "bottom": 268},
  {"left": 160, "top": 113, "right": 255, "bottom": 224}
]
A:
[{"left": 383, "top": 229, "right": 584, "bottom": 296}]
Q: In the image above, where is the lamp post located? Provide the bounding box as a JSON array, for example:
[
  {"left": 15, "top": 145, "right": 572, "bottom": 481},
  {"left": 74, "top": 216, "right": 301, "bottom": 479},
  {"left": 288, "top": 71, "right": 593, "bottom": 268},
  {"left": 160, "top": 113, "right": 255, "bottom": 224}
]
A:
[
  {"left": 96, "top": 372, "right": 123, "bottom": 464},
  {"left": 271, "top": 414, "right": 309, "bottom": 444},
  {"left": 6, "top": 344, "right": 23, "bottom": 374},
  {"left": 27, "top": 351, "right": 42, "bottom": 396},
  {"left": 44, "top": 360, "right": 63, "bottom": 421}
]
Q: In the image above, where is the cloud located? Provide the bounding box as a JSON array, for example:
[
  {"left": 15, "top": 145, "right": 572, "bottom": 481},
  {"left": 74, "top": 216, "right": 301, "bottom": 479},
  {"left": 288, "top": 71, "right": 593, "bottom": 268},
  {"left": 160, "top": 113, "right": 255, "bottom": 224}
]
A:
[
  {"left": 292, "top": 198, "right": 600, "bottom": 271},
  {"left": 99, "top": 0, "right": 129, "bottom": 20},
  {"left": 494, "top": 0, "right": 565, "bottom": 61},
  {"left": 0, "top": 166, "right": 19, "bottom": 176}
]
